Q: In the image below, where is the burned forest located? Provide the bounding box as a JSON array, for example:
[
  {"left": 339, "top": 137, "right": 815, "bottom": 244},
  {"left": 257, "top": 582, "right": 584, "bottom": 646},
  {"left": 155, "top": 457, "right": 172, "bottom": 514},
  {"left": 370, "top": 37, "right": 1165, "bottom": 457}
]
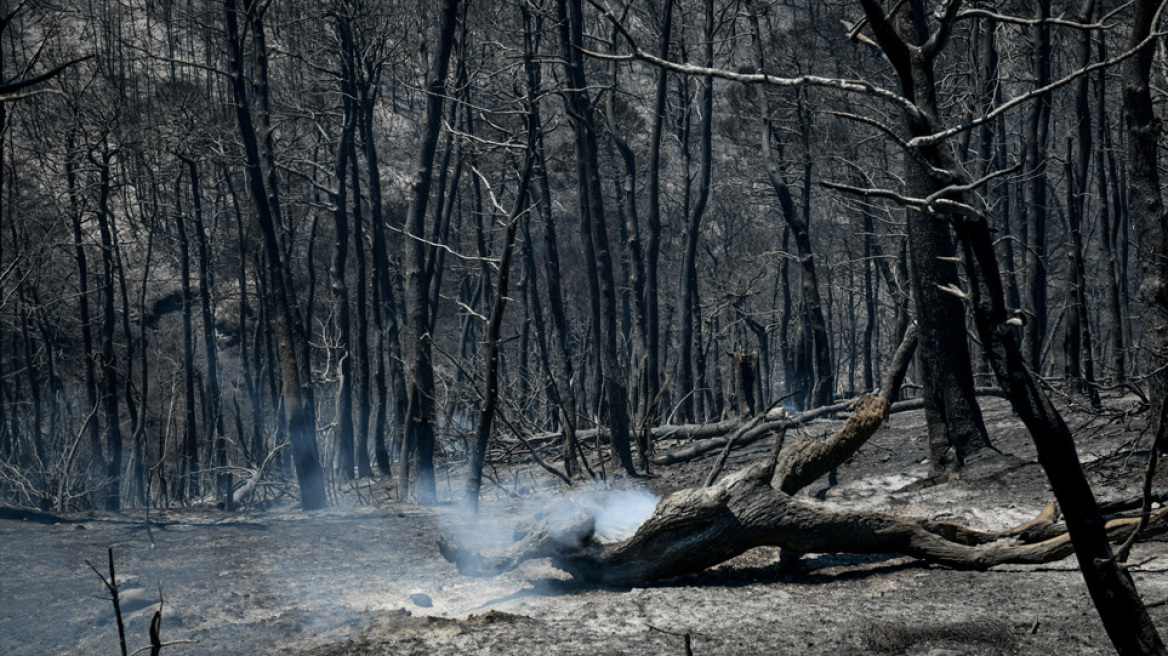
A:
[{"left": 5, "top": 0, "right": 1168, "bottom": 654}]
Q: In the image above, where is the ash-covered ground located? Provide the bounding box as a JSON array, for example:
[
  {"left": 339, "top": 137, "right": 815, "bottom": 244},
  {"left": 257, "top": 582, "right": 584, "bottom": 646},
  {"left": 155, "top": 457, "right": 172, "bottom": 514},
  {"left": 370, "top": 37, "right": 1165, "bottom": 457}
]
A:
[{"left": 2, "top": 395, "right": 1167, "bottom": 655}]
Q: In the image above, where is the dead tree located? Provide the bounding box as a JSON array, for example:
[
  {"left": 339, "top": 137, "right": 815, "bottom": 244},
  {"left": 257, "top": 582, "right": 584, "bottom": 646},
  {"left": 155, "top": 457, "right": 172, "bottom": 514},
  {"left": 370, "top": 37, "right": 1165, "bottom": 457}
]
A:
[
  {"left": 556, "top": 0, "right": 636, "bottom": 474},
  {"left": 398, "top": 0, "right": 459, "bottom": 504},
  {"left": 223, "top": 0, "right": 326, "bottom": 510},
  {"left": 441, "top": 326, "right": 916, "bottom": 577},
  {"left": 464, "top": 147, "right": 536, "bottom": 513},
  {"left": 854, "top": 1, "right": 1166, "bottom": 652},
  {"left": 1126, "top": 0, "right": 1168, "bottom": 424}
]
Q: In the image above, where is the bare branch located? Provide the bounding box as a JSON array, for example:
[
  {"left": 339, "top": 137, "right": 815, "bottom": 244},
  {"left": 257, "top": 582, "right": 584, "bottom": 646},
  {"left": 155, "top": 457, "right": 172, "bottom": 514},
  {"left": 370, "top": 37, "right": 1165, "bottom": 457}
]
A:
[
  {"left": 0, "top": 55, "right": 93, "bottom": 98},
  {"left": 823, "top": 110, "right": 955, "bottom": 183},
  {"left": 936, "top": 282, "right": 969, "bottom": 300},
  {"left": 925, "top": 162, "right": 1023, "bottom": 204},
  {"left": 924, "top": 0, "right": 965, "bottom": 62},
  {"left": 858, "top": 0, "right": 914, "bottom": 88},
  {"left": 956, "top": 4, "right": 1127, "bottom": 29},
  {"left": 820, "top": 180, "right": 929, "bottom": 207},
  {"left": 584, "top": 0, "right": 922, "bottom": 116},
  {"left": 909, "top": 1, "right": 1168, "bottom": 148},
  {"left": 821, "top": 180, "right": 985, "bottom": 219},
  {"left": 385, "top": 223, "right": 500, "bottom": 265}
]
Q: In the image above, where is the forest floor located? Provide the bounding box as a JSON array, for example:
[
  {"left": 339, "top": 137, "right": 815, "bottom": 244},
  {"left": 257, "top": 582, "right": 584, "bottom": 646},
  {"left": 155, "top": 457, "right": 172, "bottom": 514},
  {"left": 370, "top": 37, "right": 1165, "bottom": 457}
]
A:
[{"left": 3, "top": 394, "right": 1168, "bottom": 655}]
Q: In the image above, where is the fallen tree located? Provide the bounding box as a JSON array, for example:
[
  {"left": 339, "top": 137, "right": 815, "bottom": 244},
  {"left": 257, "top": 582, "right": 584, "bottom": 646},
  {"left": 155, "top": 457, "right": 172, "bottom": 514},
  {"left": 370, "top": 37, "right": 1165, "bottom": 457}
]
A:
[
  {"left": 440, "top": 323, "right": 1167, "bottom": 586},
  {"left": 440, "top": 449, "right": 1168, "bottom": 585}
]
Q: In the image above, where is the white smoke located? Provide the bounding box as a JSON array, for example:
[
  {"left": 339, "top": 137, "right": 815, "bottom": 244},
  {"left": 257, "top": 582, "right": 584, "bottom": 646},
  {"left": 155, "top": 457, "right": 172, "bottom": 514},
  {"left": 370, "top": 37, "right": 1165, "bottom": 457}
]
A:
[
  {"left": 439, "top": 485, "right": 661, "bottom": 553},
  {"left": 562, "top": 487, "right": 659, "bottom": 542}
]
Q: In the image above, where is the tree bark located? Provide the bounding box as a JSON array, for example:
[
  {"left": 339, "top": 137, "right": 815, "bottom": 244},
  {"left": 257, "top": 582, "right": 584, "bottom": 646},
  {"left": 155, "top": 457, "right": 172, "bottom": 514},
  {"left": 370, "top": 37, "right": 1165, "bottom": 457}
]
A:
[
  {"left": 225, "top": 169, "right": 267, "bottom": 468},
  {"left": 94, "top": 148, "right": 123, "bottom": 511},
  {"left": 677, "top": 0, "right": 715, "bottom": 427},
  {"left": 359, "top": 64, "right": 406, "bottom": 478},
  {"left": 182, "top": 157, "right": 229, "bottom": 503},
  {"left": 1063, "top": 1, "right": 1101, "bottom": 409},
  {"left": 330, "top": 64, "right": 357, "bottom": 480},
  {"left": 1023, "top": 0, "right": 1052, "bottom": 373},
  {"left": 1095, "top": 52, "right": 1126, "bottom": 385},
  {"left": 1125, "top": 0, "right": 1168, "bottom": 428},
  {"left": 520, "top": 2, "right": 582, "bottom": 480},
  {"left": 65, "top": 135, "right": 103, "bottom": 480},
  {"left": 644, "top": 0, "right": 672, "bottom": 433},
  {"left": 349, "top": 138, "right": 373, "bottom": 479},
  {"left": 890, "top": 0, "right": 994, "bottom": 474},
  {"left": 175, "top": 171, "right": 200, "bottom": 502},
  {"left": 605, "top": 33, "right": 648, "bottom": 438}
]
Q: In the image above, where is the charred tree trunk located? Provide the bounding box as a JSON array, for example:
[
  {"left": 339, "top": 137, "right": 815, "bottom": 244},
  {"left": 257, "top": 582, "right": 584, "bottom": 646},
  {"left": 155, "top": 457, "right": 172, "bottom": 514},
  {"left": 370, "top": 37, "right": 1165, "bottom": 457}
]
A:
[
  {"left": 176, "top": 172, "right": 200, "bottom": 502},
  {"left": 226, "top": 170, "right": 266, "bottom": 467},
  {"left": 1023, "top": 0, "right": 1052, "bottom": 373},
  {"left": 1063, "top": 139, "right": 1101, "bottom": 409},
  {"left": 862, "top": 203, "right": 876, "bottom": 392},
  {"left": 464, "top": 152, "right": 534, "bottom": 512},
  {"left": 678, "top": 0, "right": 715, "bottom": 428},
  {"left": 94, "top": 148, "right": 123, "bottom": 511},
  {"left": 855, "top": 2, "right": 1166, "bottom": 652},
  {"left": 359, "top": 65, "right": 405, "bottom": 478},
  {"left": 746, "top": 0, "right": 833, "bottom": 409},
  {"left": 1063, "top": 2, "right": 1101, "bottom": 409},
  {"left": 557, "top": 0, "right": 635, "bottom": 475},
  {"left": 605, "top": 36, "right": 648, "bottom": 438},
  {"left": 66, "top": 137, "right": 103, "bottom": 477},
  {"left": 1125, "top": 0, "right": 1168, "bottom": 425},
  {"left": 888, "top": 1, "right": 993, "bottom": 475},
  {"left": 182, "top": 157, "right": 229, "bottom": 504},
  {"left": 426, "top": 53, "right": 467, "bottom": 338},
  {"left": 644, "top": 0, "right": 672, "bottom": 432},
  {"left": 223, "top": 0, "right": 326, "bottom": 510},
  {"left": 520, "top": 2, "right": 582, "bottom": 479},
  {"left": 1096, "top": 51, "right": 1126, "bottom": 385},
  {"left": 131, "top": 227, "right": 154, "bottom": 506},
  {"left": 330, "top": 68, "right": 357, "bottom": 480},
  {"left": 349, "top": 133, "right": 373, "bottom": 479},
  {"left": 398, "top": 0, "right": 459, "bottom": 504}
]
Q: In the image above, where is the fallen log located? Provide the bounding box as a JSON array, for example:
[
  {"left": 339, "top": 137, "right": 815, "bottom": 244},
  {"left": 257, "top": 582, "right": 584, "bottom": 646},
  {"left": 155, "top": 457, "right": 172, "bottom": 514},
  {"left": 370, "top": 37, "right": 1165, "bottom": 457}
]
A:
[
  {"left": 440, "top": 452, "right": 1168, "bottom": 585},
  {"left": 498, "top": 419, "right": 745, "bottom": 452},
  {"left": 500, "top": 393, "right": 1003, "bottom": 464}
]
